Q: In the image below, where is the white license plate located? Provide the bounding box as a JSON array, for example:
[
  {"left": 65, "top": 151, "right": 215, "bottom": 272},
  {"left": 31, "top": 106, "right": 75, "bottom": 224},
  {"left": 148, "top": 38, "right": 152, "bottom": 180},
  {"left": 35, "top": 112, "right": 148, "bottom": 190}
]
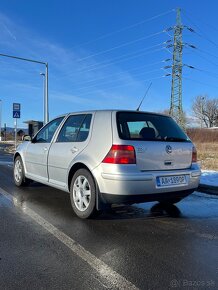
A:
[{"left": 156, "top": 175, "right": 187, "bottom": 187}]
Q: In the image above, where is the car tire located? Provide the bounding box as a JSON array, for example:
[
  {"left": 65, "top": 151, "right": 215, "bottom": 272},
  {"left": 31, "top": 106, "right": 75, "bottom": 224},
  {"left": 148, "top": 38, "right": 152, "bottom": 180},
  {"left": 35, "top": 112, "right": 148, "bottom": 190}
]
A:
[
  {"left": 70, "top": 168, "right": 98, "bottom": 219},
  {"left": 14, "top": 156, "right": 30, "bottom": 186}
]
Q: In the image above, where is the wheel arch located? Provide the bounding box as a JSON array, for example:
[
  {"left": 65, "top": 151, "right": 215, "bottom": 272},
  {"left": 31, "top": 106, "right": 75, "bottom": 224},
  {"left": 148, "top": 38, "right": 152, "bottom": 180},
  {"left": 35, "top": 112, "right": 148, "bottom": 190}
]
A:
[
  {"left": 67, "top": 162, "right": 105, "bottom": 211},
  {"left": 14, "top": 152, "right": 21, "bottom": 161},
  {"left": 14, "top": 152, "right": 28, "bottom": 176},
  {"left": 68, "top": 162, "right": 93, "bottom": 191}
]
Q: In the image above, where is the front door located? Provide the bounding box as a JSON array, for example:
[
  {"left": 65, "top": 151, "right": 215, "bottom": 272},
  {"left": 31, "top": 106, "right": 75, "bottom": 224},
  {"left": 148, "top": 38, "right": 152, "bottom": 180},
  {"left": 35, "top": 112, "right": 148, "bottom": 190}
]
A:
[{"left": 25, "top": 117, "right": 64, "bottom": 182}]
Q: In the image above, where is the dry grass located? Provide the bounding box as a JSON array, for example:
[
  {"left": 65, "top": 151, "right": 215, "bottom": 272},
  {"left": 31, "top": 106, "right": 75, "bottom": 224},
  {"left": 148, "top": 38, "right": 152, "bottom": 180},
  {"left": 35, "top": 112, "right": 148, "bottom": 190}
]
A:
[
  {"left": 187, "top": 128, "right": 218, "bottom": 170},
  {"left": 193, "top": 142, "right": 218, "bottom": 170}
]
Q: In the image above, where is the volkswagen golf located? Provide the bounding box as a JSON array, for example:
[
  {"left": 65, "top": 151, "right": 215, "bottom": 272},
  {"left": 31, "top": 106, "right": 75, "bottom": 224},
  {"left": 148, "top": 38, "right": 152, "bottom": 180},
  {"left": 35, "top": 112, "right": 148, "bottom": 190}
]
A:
[{"left": 14, "top": 110, "right": 201, "bottom": 218}]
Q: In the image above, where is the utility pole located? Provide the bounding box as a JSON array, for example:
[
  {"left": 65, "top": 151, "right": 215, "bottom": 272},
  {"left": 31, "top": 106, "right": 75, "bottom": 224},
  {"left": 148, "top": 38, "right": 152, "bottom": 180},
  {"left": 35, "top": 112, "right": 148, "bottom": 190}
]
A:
[
  {"left": 200, "top": 96, "right": 205, "bottom": 128},
  {"left": 14, "top": 119, "right": 17, "bottom": 149},
  {"left": 169, "top": 8, "right": 184, "bottom": 128}
]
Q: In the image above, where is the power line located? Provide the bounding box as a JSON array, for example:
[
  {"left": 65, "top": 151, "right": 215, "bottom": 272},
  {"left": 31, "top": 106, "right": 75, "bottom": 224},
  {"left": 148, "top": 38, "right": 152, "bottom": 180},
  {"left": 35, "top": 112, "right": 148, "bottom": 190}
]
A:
[
  {"left": 182, "top": 9, "right": 218, "bottom": 48},
  {"left": 59, "top": 42, "right": 165, "bottom": 79},
  {"left": 60, "top": 46, "right": 165, "bottom": 79},
  {"left": 71, "top": 75, "right": 165, "bottom": 99},
  {"left": 75, "top": 48, "right": 164, "bottom": 74},
  {"left": 197, "top": 48, "right": 218, "bottom": 60},
  {"left": 70, "top": 68, "right": 162, "bottom": 92},
  {"left": 183, "top": 76, "right": 218, "bottom": 89},
  {"left": 76, "top": 31, "right": 165, "bottom": 61},
  {"left": 183, "top": 42, "right": 218, "bottom": 67},
  {"left": 183, "top": 64, "right": 218, "bottom": 79},
  {"left": 183, "top": 8, "right": 218, "bottom": 34},
  {"left": 69, "top": 9, "right": 175, "bottom": 50},
  {"left": 193, "top": 68, "right": 218, "bottom": 78},
  {"left": 68, "top": 61, "right": 163, "bottom": 86},
  {"left": 194, "top": 50, "right": 218, "bottom": 67},
  {"left": 77, "top": 42, "right": 164, "bottom": 70},
  {"left": 79, "top": 46, "right": 164, "bottom": 72}
]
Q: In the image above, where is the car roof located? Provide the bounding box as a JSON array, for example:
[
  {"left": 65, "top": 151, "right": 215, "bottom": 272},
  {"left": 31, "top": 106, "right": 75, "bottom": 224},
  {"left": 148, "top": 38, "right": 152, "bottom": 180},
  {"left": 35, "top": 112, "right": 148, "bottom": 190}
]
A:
[{"left": 56, "top": 109, "right": 168, "bottom": 118}]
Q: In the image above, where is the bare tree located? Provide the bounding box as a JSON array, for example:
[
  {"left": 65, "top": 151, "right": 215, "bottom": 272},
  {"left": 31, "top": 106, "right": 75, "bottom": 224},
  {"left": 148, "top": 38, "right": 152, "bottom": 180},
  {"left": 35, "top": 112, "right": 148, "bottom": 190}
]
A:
[
  {"left": 161, "top": 109, "right": 189, "bottom": 128},
  {"left": 192, "top": 95, "right": 218, "bottom": 128}
]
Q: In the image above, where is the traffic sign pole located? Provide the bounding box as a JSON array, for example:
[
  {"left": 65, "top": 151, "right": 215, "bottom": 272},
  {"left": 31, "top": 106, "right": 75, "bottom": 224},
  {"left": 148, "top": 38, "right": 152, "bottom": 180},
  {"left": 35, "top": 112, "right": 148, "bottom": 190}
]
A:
[
  {"left": 13, "top": 103, "right": 20, "bottom": 148},
  {"left": 14, "top": 118, "right": 17, "bottom": 149}
]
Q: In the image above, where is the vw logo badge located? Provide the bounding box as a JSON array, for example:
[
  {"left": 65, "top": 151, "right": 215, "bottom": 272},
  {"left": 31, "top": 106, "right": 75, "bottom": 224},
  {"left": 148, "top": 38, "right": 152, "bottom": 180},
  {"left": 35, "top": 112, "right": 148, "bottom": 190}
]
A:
[{"left": 166, "top": 145, "right": 172, "bottom": 154}]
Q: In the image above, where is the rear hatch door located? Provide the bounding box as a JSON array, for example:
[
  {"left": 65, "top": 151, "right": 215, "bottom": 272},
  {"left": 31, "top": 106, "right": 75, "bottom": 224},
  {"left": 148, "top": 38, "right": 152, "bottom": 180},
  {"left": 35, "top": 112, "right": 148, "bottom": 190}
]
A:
[{"left": 116, "top": 111, "right": 193, "bottom": 171}]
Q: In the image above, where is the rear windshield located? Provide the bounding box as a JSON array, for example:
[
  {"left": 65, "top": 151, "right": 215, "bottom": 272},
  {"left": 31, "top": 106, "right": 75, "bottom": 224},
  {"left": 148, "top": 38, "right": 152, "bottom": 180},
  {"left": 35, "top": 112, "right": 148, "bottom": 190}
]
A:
[{"left": 117, "top": 112, "right": 190, "bottom": 142}]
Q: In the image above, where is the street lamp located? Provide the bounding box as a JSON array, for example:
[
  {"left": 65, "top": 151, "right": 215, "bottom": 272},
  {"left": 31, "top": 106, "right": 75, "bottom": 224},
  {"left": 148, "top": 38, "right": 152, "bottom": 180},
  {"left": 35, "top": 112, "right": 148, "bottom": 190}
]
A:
[
  {"left": 0, "top": 53, "right": 49, "bottom": 124},
  {"left": 40, "top": 72, "right": 47, "bottom": 125},
  {"left": 200, "top": 96, "right": 205, "bottom": 129}
]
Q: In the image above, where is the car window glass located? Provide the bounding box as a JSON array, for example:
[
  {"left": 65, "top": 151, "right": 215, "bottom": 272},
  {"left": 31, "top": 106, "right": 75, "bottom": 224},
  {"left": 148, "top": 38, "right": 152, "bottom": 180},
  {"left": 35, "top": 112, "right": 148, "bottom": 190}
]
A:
[
  {"left": 117, "top": 112, "right": 190, "bottom": 142},
  {"left": 127, "top": 121, "right": 149, "bottom": 138},
  {"left": 33, "top": 117, "right": 64, "bottom": 143},
  {"left": 57, "top": 114, "right": 92, "bottom": 142}
]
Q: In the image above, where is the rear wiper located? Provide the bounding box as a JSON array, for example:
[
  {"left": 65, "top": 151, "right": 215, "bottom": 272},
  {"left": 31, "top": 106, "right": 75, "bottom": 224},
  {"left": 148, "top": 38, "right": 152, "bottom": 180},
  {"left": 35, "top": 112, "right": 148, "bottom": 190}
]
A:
[{"left": 163, "top": 136, "right": 188, "bottom": 142}]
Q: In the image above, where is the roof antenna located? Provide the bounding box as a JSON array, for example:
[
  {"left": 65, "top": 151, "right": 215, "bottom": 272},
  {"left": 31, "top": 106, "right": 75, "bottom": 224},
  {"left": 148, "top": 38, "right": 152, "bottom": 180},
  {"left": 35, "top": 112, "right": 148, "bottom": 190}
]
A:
[{"left": 136, "top": 82, "right": 152, "bottom": 111}]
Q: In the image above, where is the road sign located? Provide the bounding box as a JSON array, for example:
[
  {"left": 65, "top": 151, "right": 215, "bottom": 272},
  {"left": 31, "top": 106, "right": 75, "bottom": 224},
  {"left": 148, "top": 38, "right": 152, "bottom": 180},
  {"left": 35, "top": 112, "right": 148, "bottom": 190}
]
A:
[
  {"left": 13, "top": 103, "right": 21, "bottom": 119},
  {"left": 13, "top": 111, "right": 20, "bottom": 118},
  {"left": 13, "top": 103, "right": 21, "bottom": 111}
]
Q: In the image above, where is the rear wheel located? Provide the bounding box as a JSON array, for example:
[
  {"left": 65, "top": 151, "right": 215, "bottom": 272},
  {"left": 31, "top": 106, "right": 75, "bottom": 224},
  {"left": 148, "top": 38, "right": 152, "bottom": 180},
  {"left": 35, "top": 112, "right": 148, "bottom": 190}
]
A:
[
  {"left": 70, "top": 169, "right": 98, "bottom": 219},
  {"left": 14, "top": 156, "right": 30, "bottom": 186}
]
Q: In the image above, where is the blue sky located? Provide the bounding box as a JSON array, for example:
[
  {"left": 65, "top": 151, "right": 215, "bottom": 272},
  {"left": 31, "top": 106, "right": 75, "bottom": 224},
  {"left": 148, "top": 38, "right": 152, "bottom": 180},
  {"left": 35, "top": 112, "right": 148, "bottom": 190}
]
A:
[{"left": 0, "top": 0, "right": 218, "bottom": 128}]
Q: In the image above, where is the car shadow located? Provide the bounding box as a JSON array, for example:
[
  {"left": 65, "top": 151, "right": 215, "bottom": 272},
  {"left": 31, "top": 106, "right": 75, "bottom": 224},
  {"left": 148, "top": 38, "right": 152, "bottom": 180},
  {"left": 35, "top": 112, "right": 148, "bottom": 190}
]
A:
[
  {"left": 96, "top": 202, "right": 181, "bottom": 220},
  {"left": 149, "top": 202, "right": 181, "bottom": 218},
  {"left": 12, "top": 182, "right": 182, "bottom": 221}
]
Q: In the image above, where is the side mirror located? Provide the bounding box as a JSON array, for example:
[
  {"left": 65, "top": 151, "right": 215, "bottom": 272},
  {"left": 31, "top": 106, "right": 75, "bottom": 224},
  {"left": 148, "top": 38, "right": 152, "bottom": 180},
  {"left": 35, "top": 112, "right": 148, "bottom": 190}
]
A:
[{"left": 22, "top": 135, "right": 32, "bottom": 141}]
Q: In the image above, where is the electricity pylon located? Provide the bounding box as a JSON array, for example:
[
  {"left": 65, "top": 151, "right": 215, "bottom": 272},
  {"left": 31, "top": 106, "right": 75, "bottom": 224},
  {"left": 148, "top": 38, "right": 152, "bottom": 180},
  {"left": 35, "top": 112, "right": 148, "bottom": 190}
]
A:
[{"left": 169, "top": 8, "right": 185, "bottom": 128}]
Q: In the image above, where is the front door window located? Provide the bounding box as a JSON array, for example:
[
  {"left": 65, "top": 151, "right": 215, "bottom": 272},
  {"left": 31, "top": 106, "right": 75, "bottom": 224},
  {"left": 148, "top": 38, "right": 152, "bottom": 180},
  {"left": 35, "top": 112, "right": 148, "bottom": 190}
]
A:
[{"left": 33, "top": 117, "right": 64, "bottom": 143}]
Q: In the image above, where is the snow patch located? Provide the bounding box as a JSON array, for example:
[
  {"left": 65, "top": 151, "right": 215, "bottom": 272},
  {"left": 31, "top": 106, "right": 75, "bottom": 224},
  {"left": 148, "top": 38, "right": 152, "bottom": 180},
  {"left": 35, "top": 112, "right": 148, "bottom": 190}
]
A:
[{"left": 200, "top": 170, "right": 218, "bottom": 187}]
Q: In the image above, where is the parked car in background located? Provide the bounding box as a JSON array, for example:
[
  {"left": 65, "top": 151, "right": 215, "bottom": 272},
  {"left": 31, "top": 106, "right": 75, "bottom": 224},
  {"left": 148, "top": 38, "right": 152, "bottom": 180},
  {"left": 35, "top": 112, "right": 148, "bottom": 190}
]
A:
[{"left": 13, "top": 110, "right": 201, "bottom": 218}]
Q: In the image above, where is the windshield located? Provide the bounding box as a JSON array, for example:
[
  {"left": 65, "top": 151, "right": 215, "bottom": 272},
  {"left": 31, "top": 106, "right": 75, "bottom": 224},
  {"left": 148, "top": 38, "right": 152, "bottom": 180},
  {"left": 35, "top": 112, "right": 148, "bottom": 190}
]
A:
[{"left": 117, "top": 112, "right": 190, "bottom": 142}]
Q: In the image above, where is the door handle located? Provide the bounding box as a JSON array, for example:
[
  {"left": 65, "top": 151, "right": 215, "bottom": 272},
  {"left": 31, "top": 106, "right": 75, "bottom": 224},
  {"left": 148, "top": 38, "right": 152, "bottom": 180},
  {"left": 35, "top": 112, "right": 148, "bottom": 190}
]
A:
[
  {"left": 71, "top": 147, "right": 78, "bottom": 153},
  {"left": 43, "top": 147, "right": 48, "bottom": 152}
]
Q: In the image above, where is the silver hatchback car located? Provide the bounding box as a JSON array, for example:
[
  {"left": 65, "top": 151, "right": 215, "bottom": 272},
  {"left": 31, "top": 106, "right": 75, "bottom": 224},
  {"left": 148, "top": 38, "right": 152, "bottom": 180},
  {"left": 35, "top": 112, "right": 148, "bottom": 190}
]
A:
[{"left": 14, "top": 110, "right": 201, "bottom": 218}]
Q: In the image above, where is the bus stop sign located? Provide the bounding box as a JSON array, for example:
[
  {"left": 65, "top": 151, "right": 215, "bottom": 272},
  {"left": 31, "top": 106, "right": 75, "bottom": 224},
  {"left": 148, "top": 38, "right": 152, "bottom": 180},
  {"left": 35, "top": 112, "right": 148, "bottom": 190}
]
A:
[{"left": 13, "top": 103, "right": 21, "bottom": 119}]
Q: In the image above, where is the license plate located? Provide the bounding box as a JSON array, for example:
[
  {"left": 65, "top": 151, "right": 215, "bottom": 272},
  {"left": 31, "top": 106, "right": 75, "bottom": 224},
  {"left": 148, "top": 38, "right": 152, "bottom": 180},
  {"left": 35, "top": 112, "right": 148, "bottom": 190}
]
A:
[{"left": 156, "top": 175, "right": 187, "bottom": 187}]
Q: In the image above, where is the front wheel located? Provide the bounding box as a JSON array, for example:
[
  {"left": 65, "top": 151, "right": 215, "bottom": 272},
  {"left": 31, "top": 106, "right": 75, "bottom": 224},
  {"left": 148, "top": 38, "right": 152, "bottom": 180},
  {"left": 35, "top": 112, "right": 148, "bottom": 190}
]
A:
[
  {"left": 70, "top": 169, "right": 98, "bottom": 219},
  {"left": 14, "top": 156, "right": 29, "bottom": 186}
]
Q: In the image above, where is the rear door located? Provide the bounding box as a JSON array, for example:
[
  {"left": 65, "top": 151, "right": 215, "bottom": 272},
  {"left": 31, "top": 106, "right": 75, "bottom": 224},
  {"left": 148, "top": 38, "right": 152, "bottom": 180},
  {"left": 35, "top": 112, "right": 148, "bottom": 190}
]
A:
[
  {"left": 116, "top": 112, "right": 193, "bottom": 171},
  {"left": 47, "top": 114, "right": 92, "bottom": 188}
]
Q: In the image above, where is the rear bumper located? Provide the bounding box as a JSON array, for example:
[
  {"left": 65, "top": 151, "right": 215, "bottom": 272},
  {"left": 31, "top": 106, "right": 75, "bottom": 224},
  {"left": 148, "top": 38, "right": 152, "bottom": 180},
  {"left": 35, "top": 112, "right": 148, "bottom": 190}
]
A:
[
  {"left": 100, "top": 189, "right": 196, "bottom": 204},
  {"left": 92, "top": 163, "right": 201, "bottom": 201}
]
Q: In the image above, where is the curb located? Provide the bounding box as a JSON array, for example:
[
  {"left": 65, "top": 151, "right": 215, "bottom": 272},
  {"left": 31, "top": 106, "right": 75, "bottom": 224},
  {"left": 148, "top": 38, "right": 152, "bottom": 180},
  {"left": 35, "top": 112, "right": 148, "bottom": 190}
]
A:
[{"left": 198, "top": 184, "right": 218, "bottom": 196}]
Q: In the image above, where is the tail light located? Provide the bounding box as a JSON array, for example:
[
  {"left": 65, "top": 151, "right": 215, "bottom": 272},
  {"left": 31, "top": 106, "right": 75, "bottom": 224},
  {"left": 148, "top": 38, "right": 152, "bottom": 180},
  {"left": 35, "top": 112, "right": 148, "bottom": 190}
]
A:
[
  {"left": 192, "top": 147, "right": 197, "bottom": 163},
  {"left": 102, "top": 145, "right": 136, "bottom": 164}
]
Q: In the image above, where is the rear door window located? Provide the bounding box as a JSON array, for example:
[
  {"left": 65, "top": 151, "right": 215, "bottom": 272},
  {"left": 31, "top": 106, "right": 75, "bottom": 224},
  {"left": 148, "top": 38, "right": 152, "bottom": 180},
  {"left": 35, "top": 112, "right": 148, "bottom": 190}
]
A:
[
  {"left": 117, "top": 112, "right": 190, "bottom": 142},
  {"left": 56, "top": 114, "right": 92, "bottom": 142}
]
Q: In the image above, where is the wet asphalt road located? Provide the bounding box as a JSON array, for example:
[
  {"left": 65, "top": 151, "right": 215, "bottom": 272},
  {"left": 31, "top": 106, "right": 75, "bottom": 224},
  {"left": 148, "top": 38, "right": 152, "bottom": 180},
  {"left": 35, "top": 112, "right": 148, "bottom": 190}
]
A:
[{"left": 0, "top": 145, "right": 218, "bottom": 290}]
